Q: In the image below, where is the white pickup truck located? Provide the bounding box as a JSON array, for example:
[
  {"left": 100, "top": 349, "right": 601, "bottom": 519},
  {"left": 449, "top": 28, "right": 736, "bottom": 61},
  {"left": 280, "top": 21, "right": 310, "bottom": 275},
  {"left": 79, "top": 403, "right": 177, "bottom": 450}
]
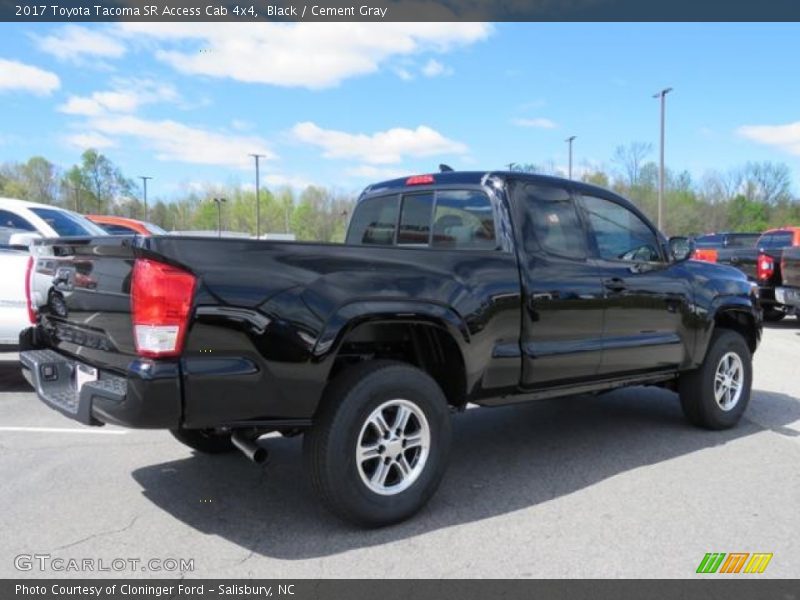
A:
[
  {"left": 0, "top": 245, "right": 31, "bottom": 347},
  {"left": 0, "top": 197, "right": 107, "bottom": 348}
]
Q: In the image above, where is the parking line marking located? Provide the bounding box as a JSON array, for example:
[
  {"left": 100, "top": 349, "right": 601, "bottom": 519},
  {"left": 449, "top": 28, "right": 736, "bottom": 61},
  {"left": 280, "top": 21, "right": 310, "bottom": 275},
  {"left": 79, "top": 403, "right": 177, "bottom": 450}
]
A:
[{"left": 0, "top": 427, "right": 127, "bottom": 435}]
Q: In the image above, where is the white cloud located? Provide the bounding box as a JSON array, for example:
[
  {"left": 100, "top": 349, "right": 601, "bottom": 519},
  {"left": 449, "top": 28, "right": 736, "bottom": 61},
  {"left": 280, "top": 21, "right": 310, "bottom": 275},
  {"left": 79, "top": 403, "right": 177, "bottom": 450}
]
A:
[
  {"left": 59, "top": 80, "right": 179, "bottom": 116},
  {"left": 292, "top": 122, "right": 468, "bottom": 165},
  {"left": 0, "top": 58, "right": 60, "bottom": 95},
  {"left": 263, "top": 174, "right": 314, "bottom": 189},
  {"left": 395, "top": 67, "right": 414, "bottom": 82},
  {"left": 35, "top": 25, "right": 126, "bottom": 62},
  {"left": 65, "top": 132, "right": 116, "bottom": 150},
  {"left": 511, "top": 117, "right": 558, "bottom": 129},
  {"left": 116, "top": 22, "right": 490, "bottom": 89},
  {"left": 738, "top": 122, "right": 800, "bottom": 156},
  {"left": 83, "top": 115, "right": 275, "bottom": 168},
  {"left": 421, "top": 59, "right": 452, "bottom": 78}
]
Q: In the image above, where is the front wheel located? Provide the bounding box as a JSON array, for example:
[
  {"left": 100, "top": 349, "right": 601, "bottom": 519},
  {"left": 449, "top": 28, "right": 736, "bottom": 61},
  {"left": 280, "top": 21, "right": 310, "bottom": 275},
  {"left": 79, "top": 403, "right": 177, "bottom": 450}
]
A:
[
  {"left": 304, "top": 360, "right": 452, "bottom": 527},
  {"left": 679, "top": 329, "right": 752, "bottom": 430}
]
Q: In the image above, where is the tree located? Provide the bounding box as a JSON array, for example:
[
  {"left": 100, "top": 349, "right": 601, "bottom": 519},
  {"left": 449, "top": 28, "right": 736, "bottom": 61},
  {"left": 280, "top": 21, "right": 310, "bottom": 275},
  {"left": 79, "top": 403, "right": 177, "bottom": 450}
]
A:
[
  {"left": 0, "top": 157, "right": 60, "bottom": 204},
  {"left": 71, "top": 149, "right": 134, "bottom": 214},
  {"left": 612, "top": 142, "right": 653, "bottom": 187}
]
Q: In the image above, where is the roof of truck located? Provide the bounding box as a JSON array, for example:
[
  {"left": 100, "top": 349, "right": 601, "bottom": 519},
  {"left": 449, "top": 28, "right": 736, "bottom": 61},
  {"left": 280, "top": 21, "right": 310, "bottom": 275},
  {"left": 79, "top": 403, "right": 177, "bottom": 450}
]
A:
[{"left": 360, "top": 170, "right": 620, "bottom": 200}]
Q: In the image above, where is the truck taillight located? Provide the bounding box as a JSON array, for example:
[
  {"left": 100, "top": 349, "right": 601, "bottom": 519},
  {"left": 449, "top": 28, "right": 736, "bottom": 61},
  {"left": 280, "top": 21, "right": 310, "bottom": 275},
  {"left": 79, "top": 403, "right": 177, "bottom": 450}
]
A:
[
  {"left": 131, "top": 258, "right": 196, "bottom": 358},
  {"left": 406, "top": 174, "right": 435, "bottom": 185},
  {"left": 692, "top": 248, "right": 718, "bottom": 263},
  {"left": 757, "top": 253, "right": 774, "bottom": 281},
  {"left": 24, "top": 256, "right": 36, "bottom": 324}
]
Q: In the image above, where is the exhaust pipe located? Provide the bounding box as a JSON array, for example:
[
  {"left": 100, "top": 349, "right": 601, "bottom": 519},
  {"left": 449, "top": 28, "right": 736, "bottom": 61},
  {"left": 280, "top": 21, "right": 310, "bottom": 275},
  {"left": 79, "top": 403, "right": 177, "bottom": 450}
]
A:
[{"left": 231, "top": 431, "right": 268, "bottom": 464}]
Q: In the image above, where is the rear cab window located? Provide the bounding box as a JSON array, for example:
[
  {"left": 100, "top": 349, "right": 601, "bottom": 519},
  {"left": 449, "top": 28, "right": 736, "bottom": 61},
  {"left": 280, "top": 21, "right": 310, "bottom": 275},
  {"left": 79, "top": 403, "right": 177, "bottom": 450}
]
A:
[
  {"left": 758, "top": 231, "right": 793, "bottom": 250},
  {"left": 725, "top": 234, "right": 759, "bottom": 248},
  {"left": 347, "top": 188, "right": 497, "bottom": 251}
]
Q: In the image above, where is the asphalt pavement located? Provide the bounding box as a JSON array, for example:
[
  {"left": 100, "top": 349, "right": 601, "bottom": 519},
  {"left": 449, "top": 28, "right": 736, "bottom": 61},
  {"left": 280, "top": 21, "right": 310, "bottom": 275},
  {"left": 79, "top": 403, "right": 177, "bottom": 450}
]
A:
[{"left": 1, "top": 323, "right": 798, "bottom": 578}]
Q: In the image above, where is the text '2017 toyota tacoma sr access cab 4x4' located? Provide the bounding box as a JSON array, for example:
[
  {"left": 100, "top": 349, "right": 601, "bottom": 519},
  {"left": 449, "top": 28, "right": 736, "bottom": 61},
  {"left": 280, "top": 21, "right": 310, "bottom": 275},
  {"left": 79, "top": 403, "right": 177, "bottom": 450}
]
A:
[{"left": 20, "top": 172, "right": 762, "bottom": 526}]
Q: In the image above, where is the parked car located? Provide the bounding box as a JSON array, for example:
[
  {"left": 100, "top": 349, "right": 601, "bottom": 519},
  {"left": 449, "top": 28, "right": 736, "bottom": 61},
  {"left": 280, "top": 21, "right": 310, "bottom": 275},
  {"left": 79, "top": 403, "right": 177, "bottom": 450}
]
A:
[
  {"left": 0, "top": 197, "right": 108, "bottom": 238},
  {"left": 691, "top": 232, "right": 760, "bottom": 279},
  {"left": 0, "top": 230, "right": 34, "bottom": 347},
  {"left": 775, "top": 246, "right": 800, "bottom": 317},
  {"left": 86, "top": 215, "right": 168, "bottom": 236},
  {"left": 739, "top": 227, "right": 800, "bottom": 321},
  {"left": 0, "top": 198, "right": 106, "bottom": 349},
  {"left": 20, "top": 172, "right": 761, "bottom": 526}
]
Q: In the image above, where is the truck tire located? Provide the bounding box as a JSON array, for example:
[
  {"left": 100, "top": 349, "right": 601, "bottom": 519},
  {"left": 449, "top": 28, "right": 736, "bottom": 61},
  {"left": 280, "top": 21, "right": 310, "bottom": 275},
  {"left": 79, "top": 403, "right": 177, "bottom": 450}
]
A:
[
  {"left": 678, "top": 329, "right": 752, "bottom": 430},
  {"left": 170, "top": 428, "right": 235, "bottom": 454},
  {"left": 304, "top": 360, "right": 452, "bottom": 527},
  {"left": 763, "top": 307, "right": 785, "bottom": 322}
]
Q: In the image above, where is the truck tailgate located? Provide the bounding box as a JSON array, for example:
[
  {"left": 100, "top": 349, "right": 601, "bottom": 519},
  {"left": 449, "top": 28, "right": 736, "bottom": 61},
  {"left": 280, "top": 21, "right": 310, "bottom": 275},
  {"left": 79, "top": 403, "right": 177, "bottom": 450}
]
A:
[
  {"left": 30, "top": 236, "right": 139, "bottom": 373},
  {"left": 782, "top": 248, "right": 800, "bottom": 287}
]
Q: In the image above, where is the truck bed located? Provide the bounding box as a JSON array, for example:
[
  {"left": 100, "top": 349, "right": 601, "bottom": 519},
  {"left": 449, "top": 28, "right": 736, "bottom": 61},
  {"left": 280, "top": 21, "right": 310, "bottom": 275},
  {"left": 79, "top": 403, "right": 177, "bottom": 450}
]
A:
[{"left": 25, "top": 234, "right": 521, "bottom": 427}]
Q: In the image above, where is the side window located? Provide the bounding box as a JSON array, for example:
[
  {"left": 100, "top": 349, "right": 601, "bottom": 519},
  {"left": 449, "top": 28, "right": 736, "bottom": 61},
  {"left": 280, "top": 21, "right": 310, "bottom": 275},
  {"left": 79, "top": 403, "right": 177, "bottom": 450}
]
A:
[
  {"left": 522, "top": 184, "right": 587, "bottom": 260},
  {"left": 432, "top": 190, "right": 496, "bottom": 250},
  {"left": 580, "top": 195, "right": 662, "bottom": 263},
  {"left": 346, "top": 195, "right": 399, "bottom": 245},
  {"left": 0, "top": 209, "right": 35, "bottom": 232},
  {"left": 397, "top": 193, "right": 433, "bottom": 245}
]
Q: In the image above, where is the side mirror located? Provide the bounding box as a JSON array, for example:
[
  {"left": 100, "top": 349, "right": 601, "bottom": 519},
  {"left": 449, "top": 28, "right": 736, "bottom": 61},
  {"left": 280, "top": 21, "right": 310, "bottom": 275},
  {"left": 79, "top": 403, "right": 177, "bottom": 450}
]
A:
[
  {"left": 8, "top": 231, "right": 42, "bottom": 249},
  {"left": 669, "top": 236, "right": 693, "bottom": 262}
]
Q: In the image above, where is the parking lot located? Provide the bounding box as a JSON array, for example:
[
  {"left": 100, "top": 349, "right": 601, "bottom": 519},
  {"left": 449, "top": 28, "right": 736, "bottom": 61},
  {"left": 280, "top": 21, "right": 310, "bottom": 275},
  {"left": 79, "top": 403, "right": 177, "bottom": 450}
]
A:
[{"left": 0, "top": 321, "right": 798, "bottom": 579}]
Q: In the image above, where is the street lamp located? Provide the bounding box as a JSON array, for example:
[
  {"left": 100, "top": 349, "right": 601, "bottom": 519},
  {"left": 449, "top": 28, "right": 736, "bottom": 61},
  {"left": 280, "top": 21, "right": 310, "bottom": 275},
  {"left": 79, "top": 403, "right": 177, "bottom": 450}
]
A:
[
  {"left": 565, "top": 136, "right": 576, "bottom": 179},
  {"left": 139, "top": 176, "right": 152, "bottom": 221},
  {"left": 249, "top": 154, "right": 266, "bottom": 239},
  {"left": 68, "top": 183, "right": 81, "bottom": 213},
  {"left": 212, "top": 197, "right": 226, "bottom": 238},
  {"left": 652, "top": 87, "right": 673, "bottom": 232}
]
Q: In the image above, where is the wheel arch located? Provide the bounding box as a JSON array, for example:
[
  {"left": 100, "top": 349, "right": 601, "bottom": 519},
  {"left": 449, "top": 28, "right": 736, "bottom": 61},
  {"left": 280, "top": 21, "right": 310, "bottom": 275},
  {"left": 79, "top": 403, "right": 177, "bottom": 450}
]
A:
[
  {"left": 315, "top": 301, "right": 471, "bottom": 410},
  {"left": 704, "top": 302, "right": 760, "bottom": 360}
]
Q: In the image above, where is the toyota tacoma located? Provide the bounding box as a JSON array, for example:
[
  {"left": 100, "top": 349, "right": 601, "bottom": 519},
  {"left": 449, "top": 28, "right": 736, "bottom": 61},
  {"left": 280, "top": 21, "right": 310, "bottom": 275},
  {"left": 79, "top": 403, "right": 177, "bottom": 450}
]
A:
[{"left": 20, "top": 172, "right": 762, "bottom": 526}]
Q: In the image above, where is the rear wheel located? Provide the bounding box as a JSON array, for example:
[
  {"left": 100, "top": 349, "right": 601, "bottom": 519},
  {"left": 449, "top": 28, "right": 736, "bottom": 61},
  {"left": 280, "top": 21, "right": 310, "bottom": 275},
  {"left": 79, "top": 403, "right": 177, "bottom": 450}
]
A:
[
  {"left": 170, "top": 427, "right": 235, "bottom": 454},
  {"left": 304, "top": 360, "right": 451, "bottom": 527},
  {"left": 679, "top": 329, "right": 752, "bottom": 430}
]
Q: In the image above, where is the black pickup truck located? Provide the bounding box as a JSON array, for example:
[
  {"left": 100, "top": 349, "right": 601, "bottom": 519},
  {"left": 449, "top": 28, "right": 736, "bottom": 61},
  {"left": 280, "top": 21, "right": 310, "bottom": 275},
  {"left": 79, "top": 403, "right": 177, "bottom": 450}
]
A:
[
  {"left": 691, "top": 232, "right": 760, "bottom": 279},
  {"left": 743, "top": 227, "right": 800, "bottom": 321},
  {"left": 775, "top": 246, "right": 800, "bottom": 315},
  {"left": 20, "top": 172, "right": 762, "bottom": 526}
]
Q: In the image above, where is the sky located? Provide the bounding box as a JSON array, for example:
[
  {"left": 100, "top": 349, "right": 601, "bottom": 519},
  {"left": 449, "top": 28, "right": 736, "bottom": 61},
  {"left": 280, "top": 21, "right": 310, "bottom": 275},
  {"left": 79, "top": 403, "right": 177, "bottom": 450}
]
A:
[{"left": 1, "top": 22, "right": 800, "bottom": 201}]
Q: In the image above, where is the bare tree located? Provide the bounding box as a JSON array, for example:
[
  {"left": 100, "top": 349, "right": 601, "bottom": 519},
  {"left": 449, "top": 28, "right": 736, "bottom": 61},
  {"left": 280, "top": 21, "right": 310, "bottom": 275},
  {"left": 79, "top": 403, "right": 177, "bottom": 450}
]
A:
[
  {"left": 739, "top": 161, "right": 791, "bottom": 204},
  {"left": 612, "top": 142, "right": 653, "bottom": 187}
]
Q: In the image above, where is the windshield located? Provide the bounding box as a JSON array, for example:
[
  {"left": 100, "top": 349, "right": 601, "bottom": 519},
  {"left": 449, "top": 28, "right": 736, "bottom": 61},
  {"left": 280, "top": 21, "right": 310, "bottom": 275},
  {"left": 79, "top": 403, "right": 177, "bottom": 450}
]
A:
[
  {"left": 30, "top": 208, "right": 108, "bottom": 237},
  {"left": 144, "top": 221, "right": 168, "bottom": 235}
]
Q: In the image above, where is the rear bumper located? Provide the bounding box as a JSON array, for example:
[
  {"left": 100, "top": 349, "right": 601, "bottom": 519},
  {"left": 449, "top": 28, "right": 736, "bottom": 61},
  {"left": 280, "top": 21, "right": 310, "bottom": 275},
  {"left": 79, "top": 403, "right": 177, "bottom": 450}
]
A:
[
  {"left": 19, "top": 347, "right": 182, "bottom": 429},
  {"left": 775, "top": 287, "right": 800, "bottom": 309}
]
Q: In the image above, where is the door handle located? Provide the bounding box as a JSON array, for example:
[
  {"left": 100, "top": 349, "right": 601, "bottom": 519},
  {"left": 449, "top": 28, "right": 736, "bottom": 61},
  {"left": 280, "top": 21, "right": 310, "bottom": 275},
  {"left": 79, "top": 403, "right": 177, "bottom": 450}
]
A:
[{"left": 603, "top": 278, "right": 626, "bottom": 292}]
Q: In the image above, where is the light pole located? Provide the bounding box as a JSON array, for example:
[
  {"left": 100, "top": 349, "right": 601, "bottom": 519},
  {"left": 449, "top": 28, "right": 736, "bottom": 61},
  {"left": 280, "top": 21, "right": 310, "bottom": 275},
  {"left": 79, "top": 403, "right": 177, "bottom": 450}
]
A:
[
  {"left": 69, "top": 184, "right": 81, "bottom": 212},
  {"left": 653, "top": 87, "right": 673, "bottom": 232},
  {"left": 139, "top": 176, "right": 152, "bottom": 221},
  {"left": 212, "top": 197, "right": 226, "bottom": 238},
  {"left": 249, "top": 154, "right": 266, "bottom": 238},
  {"left": 565, "top": 136, "right": 576, "bottom": 179}
]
